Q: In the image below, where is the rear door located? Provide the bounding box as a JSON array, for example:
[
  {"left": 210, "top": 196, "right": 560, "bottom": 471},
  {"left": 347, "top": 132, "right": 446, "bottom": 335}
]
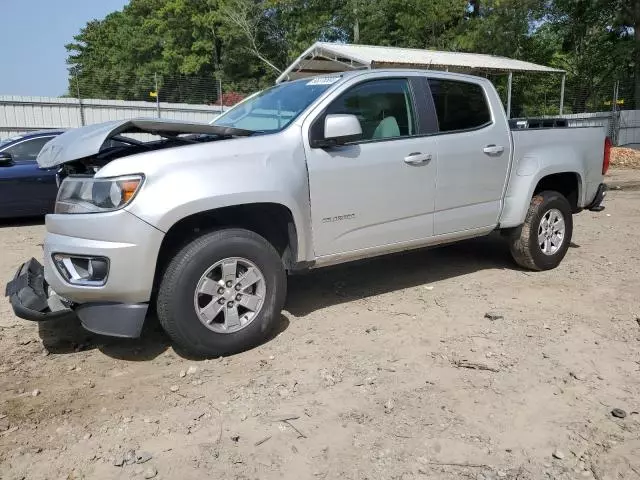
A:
[
  {"left": 426, "top": 76, "right": 511, "bottom": 235},
  {"left": 303, "top": 75, "right": 439, "bottom": 258}
]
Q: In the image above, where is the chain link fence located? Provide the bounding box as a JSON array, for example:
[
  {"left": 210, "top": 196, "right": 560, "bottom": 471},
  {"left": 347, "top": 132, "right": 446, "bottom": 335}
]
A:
[
  {"left": 488, "top": 75, "right": 636, "bottom": 116},
  {"left": 68, "top": 72, "right": 276, "bottom": 110},
  {"left": 3, "top": 70, "right": 640, "bottom": 146},
  {"left": 612, "top": 81, "right": 640, "bottom": 147},
  {"left": 487, "top": 74, "right": 639, "bottom": 146},
  {"left": 75, "top": 72, "right": 636, "bottom": 135},
  {"left": 69, "top": 73, "right": 241, "bottom": 120}
]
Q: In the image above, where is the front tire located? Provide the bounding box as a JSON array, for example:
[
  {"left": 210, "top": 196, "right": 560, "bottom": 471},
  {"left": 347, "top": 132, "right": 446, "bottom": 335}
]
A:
[
  {"left": 157, "top": 228, "right": 287, "bottom": 357},
  {"left": 508, "top": 190, "right": 573, "bottom": 271}
]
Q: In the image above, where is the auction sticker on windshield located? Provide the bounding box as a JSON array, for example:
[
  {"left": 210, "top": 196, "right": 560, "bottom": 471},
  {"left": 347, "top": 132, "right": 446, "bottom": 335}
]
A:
[{"left": 306, "top": 76, "right": 341, "bottom": 86}]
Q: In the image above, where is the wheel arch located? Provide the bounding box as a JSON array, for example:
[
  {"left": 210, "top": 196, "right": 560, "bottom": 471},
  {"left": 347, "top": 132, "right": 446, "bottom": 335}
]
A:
[
  {"left": 500, "top": 168, "right": 584, "bottom": 228},
  {"left": 152, "top": 202, "right": 302, "bottom": 293},
  {"left": 533, "top": 172, "right": 582, "bottom": 212}
]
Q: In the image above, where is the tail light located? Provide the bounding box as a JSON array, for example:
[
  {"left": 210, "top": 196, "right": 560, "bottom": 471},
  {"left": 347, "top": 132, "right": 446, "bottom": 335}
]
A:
[{"left": 603, "top": 137, "right": 612, "bottom": 175}]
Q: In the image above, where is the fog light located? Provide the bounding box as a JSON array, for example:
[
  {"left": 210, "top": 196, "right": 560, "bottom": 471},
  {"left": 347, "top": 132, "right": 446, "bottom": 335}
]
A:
[{"left": 52, "top": 254, "right": 109, "bottom": 286}]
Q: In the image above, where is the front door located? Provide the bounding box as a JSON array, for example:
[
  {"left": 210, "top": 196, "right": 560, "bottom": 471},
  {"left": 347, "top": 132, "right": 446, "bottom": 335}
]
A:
[
  {"left": 0, "top": 160, "right": 57, "bottom": 216},
  {"left": 427, "top": 77, "right": 512, "bottom": 235},
  {"left": 303, "top": 77, "right": 438, "bottom": 258},
  {"left": 0, "top": 135, "right": 59, "bottom": 216}
]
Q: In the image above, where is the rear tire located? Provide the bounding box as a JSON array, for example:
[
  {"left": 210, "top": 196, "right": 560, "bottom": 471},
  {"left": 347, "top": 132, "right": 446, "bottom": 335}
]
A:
[
  {"left": 157, "top": 228, "right": 286, "bottom": 357},
  {"left": 508, "top": 190, "right": 573, "bottom": 271}
]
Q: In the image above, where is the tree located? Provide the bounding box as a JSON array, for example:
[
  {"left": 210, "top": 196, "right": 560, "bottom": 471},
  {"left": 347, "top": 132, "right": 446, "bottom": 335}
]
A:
[
  {"left": 66, "top": 0, "right": 276, "bottom": 101},
  {"left": 337, "top": 0, "right": 468, "bottom": 49},
  {"left": 219, "top": 0, "right": 282, "bottom": 73},
  {"left": 454, "top": 0, "right": 546, "bottom": 58},
  {"left": 542, "top": 0, "right": 634, "bottom": 112},
  {"left": 606, "top": 0, "right": 640, "bottom": 108},
  {"left": 266, "top": 0, "right": 350, "bottom": 62},
  {"left": 66, "top": 0, "right": 636, "bottom": 114}
]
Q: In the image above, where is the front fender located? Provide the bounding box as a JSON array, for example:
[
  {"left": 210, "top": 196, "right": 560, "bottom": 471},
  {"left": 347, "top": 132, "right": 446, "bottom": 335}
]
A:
[
  {"left": 139, "top": 191, "right": 311, "bottom": 263},
  {"left": 109, "top": 129, "right": 314, "bottom": 262}
]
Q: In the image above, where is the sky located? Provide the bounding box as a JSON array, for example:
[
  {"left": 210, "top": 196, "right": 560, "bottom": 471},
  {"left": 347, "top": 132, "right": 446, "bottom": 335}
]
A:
[{"left": 1, "top": 0, "right": 129, "bottom": 97}]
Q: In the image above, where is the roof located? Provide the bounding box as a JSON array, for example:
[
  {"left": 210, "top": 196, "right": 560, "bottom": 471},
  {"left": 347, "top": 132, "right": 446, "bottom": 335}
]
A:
[
  {"left": 276, "top": 42, "right": 564, "bottom": 83},
  {"left": 21, "top": 129, "right": 66, "bottom": 136}
]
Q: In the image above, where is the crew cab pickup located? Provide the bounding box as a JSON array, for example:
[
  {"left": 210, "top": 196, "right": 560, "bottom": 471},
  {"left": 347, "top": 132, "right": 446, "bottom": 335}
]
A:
[{"left": 5, "top": 70, "right": 609, "bottom": 356}]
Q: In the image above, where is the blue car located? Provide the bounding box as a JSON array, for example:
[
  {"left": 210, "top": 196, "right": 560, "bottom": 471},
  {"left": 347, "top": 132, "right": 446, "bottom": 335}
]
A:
[{"left": 0, "top": 130, "right": 64, "bottom": 219}]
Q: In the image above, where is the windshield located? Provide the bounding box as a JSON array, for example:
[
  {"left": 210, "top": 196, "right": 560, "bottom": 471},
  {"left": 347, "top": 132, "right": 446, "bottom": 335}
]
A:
[{"left": 212, "top": 76, "right": 341, "bottom": 133}]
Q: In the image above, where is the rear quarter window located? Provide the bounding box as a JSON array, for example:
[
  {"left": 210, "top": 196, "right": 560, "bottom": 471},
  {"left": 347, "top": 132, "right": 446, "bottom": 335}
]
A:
[{"left": 428, "top": 79, "right": 491, "bottom": 132}]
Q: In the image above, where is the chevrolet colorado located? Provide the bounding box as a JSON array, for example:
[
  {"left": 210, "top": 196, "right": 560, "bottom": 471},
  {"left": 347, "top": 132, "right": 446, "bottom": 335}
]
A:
[{"left": 5, "top": 70, "right": 609, "bottom": 356}]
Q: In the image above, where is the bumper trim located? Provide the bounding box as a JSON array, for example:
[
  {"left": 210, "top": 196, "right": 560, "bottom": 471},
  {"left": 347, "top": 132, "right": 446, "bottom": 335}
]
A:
[
  {"left": 5, "top": 259, "right": 147, "bottom": 337},
  {"left": 5, "top": 258, "right": 76, "bottom": 322},
  {"left": 587, "top": 183, "right": 606, "bottom": 212},
  {"left": 76, "top": 302, "right": 148, "bottom": 338}
]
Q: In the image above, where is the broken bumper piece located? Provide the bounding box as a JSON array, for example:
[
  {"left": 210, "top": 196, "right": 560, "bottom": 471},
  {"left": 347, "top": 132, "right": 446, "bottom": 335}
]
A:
[
  {"left": 587, "top": 183, "right": 606, "bottom": 212},
  {"left": 4, "top": 258, "right": 148, "bottom": 338},
  {"left": 5, "top": 258, "right": 76, "bottom": 322}
]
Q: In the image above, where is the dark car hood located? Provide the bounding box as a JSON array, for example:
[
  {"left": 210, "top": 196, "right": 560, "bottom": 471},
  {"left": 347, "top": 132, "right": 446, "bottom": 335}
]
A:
[{"left": 36, "top": 118, "right": 252, "bottom": 169}]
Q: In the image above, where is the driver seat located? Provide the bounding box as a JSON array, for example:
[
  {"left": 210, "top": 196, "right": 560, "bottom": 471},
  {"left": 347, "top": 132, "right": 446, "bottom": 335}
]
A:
[{"left": 372, "top": 116, "right": 400, "bottom": 139}]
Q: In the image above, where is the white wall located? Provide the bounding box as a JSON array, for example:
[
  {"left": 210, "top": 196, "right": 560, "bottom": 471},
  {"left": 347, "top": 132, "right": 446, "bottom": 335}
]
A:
[{"left": 0, "top": 95, "right": 226, "bottom": 138}]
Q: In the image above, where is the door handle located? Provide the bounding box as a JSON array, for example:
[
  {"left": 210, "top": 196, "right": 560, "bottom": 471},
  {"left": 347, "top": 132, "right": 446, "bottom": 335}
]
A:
[
  {"left": 483, "top": 144, "right": 505, "bottom": 155},
  {"left": 403, "top": 152, "right": 432, "bottom": 166}
]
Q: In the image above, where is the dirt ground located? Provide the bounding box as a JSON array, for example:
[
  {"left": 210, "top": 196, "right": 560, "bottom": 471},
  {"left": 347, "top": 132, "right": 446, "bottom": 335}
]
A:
[
  {"left": 611, "top": 147, "right": 640, "bottom": 169},
  {"left": 1, "top": 170, "right": 640, "bottom": 480}
]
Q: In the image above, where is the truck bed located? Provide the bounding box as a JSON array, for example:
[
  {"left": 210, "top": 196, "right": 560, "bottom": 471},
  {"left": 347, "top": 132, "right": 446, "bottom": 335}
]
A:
[
  {"left": 499, "top": 125, "right": 606, "bottom": 228},
  {"left": 509, "top": 118, "right": 569, "bottom": 129}
]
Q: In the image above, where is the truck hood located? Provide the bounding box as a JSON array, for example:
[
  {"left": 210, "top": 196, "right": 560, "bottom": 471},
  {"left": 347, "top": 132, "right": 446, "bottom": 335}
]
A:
[{"left": 36, "top": 118, "right": 252, "bottom": 169}]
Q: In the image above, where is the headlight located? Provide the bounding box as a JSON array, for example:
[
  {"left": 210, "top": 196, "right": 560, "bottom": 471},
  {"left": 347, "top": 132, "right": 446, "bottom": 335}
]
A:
[{"left": 55, "top": 175, "right": 144, "bottom": 214}]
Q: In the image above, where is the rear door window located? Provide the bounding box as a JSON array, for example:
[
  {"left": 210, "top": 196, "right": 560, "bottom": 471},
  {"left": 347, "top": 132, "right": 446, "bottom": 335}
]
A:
[{"left": 428, "top": 79, "right": 491, "bottom": 132}]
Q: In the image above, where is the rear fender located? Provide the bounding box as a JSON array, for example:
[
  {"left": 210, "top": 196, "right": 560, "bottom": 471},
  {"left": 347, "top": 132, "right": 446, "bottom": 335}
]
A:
[{"left": 500, "top": 151, "right": 584, "bottom": 228}]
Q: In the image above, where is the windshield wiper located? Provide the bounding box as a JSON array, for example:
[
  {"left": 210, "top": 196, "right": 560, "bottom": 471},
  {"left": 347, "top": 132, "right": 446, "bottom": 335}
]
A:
[{"left": 207, "top": 125, "right": 255, "bottom": 137}]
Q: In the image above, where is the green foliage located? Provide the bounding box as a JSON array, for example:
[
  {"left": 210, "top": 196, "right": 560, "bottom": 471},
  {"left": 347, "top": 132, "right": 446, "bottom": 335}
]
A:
[
  {"left": 66, "top": 0, "right": 639, "bottom": 111},
  {"left": 543, "top": 0, "right": 635, "bottom": 111},
  {"left": 343, "top": 0, "right": 468, "bottom": 49}
]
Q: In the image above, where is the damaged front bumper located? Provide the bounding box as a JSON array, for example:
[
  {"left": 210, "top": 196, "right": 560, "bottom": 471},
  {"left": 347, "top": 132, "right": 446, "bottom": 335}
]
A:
[
  {"left": 5, "top": 258, "right": 76, "bottom": 322},
  {"left": 5, "top": 258, "right": 147, "bottom": 338}
]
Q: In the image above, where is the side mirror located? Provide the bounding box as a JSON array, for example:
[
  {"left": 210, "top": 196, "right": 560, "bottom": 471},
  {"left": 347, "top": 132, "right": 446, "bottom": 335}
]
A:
[
  {"left": 0, "top": 152, "right": 13, "bottom": 166},
  {"left": 311, "top": 114, "right": 362, "bottom": 148}
]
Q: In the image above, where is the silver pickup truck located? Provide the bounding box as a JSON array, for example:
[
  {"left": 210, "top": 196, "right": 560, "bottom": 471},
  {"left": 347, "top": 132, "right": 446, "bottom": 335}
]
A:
[{"left": 5, "top": 70, "right": 609, "bottom": 356}]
